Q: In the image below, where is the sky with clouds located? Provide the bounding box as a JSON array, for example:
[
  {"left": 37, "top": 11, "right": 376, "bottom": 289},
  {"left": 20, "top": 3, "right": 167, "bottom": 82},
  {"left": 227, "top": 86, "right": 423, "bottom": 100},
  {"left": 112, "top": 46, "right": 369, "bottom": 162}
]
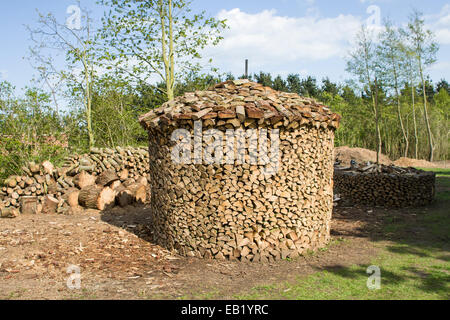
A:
[{"left": 0, "top": 0, "right": 449, "bottom": 92}]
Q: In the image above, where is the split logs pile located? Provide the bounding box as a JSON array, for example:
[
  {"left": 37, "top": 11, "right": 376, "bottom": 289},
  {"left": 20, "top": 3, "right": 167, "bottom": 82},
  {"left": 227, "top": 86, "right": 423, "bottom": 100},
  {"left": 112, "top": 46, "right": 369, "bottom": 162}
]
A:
[
  {"left": 140, "top": 79, "right": 340, "bottom": 262},
  {"left": 334, "top": 162, "right": 436, "bottom": 208},
  {"left": 0, "top": 147, "right": 151, "bottom": 218}
]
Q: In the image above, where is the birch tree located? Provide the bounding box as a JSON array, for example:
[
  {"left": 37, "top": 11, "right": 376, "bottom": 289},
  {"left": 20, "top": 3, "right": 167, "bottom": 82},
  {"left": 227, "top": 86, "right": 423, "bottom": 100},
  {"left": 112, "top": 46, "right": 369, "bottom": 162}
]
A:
[
  {"left": 27, "top": 1, "right": 97, "bottom": 149},
  {"left": 98, "top": 0, "right": 227, "bottom": 101},
  {"left": 346, "top": 25, "right": 382, "bottom": 163},
  {"left": 377, "top": 20, "right": 409, "bottom": 157},
  {"left": 404, "top": 10, "right": 439, "bottom": 161}
]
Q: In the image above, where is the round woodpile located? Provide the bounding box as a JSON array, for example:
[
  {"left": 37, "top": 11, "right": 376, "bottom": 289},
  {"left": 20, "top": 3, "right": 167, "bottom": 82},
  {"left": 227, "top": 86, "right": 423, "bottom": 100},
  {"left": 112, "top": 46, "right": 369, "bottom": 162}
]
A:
[
  {"left": 334, "top": 162, "right": 436, "bottom": 208},
  {"left": 0, "top": 147, "right": 151, "bottom": 217},
  {"left": 140, "top": 79, "right": 341, "bottom": 262}
]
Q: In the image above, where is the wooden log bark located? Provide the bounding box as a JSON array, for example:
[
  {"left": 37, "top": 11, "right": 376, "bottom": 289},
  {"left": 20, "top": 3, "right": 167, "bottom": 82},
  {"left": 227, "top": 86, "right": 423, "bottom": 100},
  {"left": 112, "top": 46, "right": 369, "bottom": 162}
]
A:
[
  {"left": 116, "top": 184, "right": 147, "bottom": 207},
  {"left": 42, "top": 195, "right": 59, "bottom": 214},
  {"left": 63, "top": 188, "right": 80, "bottom": 208},
  {"left": 73, "top": 171, "right": 96, "bottom": 189},
  {"left": 95, "top": 170, "right": 119, "bottom": 187},
  {"left": 1, "top": 207, "right": 20, "bottom": 218},
  {"left": 20, "top": 196, "right": 39, "bottom": 215},
  {"left": 41, "top": 161, "right": 54, "bottom": 175},
  {"left": 79, "top": 185, "right": 116, "bottom": 210}
]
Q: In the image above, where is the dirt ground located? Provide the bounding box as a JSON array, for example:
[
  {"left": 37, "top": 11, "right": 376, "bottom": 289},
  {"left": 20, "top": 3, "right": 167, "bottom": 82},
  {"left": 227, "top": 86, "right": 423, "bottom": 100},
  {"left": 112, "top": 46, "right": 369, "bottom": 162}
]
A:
[
  {"left": 0, "top": 203, "right": 387, "bottom": 300},
  {"left": 335, "top": 147, "right": 393, "bottom": 166},
  {"left": 335, "top": 146, "right": 448, "bottom": 169}
]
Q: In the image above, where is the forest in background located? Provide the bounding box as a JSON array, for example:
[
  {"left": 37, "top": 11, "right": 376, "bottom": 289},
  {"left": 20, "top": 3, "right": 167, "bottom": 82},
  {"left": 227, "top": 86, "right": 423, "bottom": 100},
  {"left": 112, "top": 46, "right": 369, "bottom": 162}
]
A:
[{"left": 0, "top": 0, "right": 448, "bottom": 183}]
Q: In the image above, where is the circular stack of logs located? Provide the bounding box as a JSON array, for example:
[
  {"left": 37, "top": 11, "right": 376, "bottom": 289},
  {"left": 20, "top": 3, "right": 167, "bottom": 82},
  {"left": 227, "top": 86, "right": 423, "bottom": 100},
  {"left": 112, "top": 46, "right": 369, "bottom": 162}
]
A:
[{"left": 140, "top": 79, "right": 341, "bottom": 262}]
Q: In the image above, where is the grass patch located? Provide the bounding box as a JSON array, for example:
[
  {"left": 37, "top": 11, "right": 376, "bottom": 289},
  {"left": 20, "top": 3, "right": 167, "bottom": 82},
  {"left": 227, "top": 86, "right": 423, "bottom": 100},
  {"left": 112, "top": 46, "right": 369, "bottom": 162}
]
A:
[
  {"left": 235, "top": 246, "right": 449, "bottom": 300},
  {"left": 224, "top": 167, "right": 450, "bottom": 300}
]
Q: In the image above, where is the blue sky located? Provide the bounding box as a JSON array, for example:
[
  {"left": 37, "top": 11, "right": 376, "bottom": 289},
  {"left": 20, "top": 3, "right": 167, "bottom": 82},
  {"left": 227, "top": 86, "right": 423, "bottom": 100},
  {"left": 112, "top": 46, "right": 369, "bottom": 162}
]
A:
[{"left": 0, "top": 0, "right": 449, "bottom": 93}]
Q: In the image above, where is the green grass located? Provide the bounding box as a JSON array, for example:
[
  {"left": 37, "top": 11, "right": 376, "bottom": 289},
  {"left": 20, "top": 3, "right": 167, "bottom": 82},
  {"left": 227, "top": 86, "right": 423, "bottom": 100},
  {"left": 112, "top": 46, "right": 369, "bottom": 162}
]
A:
[
  {"left": 235, "top": 246, "right": 449, "bottom": 300},
  {"left": 232, "top": 167, "right": 450, "bottom": 300}
]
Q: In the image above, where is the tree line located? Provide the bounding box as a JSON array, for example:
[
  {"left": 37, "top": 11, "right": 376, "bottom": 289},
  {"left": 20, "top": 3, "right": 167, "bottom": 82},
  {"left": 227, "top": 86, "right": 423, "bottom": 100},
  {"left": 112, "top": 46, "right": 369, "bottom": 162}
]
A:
[{"left": 0, "top": 1, "right": 448, "bottom": 183}]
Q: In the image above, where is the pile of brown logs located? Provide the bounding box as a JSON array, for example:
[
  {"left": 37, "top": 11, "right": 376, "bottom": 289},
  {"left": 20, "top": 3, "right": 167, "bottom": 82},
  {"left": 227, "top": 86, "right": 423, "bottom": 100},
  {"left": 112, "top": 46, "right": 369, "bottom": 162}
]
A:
[
  {"left": 139, "top": 79, "right": 341, "bottom": 133},
  {"left": 1, "top": 147, "right": 150, "bottom": 218},
  {"left": 141, "top": 79, "right": 339, "bottom": 262},
  {"left": 334, "top": 162, "right": 436, "bottom": 208}
]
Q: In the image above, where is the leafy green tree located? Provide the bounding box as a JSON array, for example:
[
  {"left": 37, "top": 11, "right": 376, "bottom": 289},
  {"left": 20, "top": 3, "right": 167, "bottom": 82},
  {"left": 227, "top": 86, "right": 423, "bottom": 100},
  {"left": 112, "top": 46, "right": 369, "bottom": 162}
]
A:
[
  {"left": 0, "top": 82, "right": 67, "bottom": 182},
  {"left": 300, "top": 76, "right": 319, "bottom": 97},
  {"left": 436, "top": 79, "right": 450, "bottom": 94},
  {"left": 321, "top": 78, "right": 339, "bottom": 96},
  {"left": 254, "top": 72, "right": 273, "bottom": 87},
  {"left": 98, "top": 0, "right": 227, "bottom": 101},
  {"left": 377, "top": 19, "right": 409, "bottom": 157},
  {"left": 404, "top": 10, "right": 439, "bottom": 161},
  {"left": 346, "top": 25, "right": 383, "bottom": 163},
  {"left": 27, "top": 1, "right": 97, "bottom": 149},
  {"left": 91, "top": 76, "right": 147, "bottom": 147},
  {"left": 286, "top": 74, "right": 302, "bottom": 94},
  {"left": 272, "top": 75, "right": 288, "bottom": 92}
]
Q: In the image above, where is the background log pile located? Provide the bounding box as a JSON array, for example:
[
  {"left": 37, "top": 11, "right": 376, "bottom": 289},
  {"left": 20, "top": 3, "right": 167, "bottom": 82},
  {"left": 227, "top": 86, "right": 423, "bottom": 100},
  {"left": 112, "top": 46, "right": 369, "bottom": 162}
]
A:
[
  {"left": 141, "top": 80, "right": 339, "bottom": 262},
  {"left": 1, "top": 147, "right": 150, "bottom": 218},
  {"left": 334, "top": 162, "right": 436, "bottom": 208}
]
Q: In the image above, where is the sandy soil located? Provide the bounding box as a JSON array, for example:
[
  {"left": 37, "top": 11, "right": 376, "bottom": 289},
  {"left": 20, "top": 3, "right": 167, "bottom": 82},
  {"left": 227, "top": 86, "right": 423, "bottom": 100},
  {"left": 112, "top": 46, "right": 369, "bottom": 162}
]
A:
[
  {"left": 0, "top": 205, "right": 382, "bottom": 300},
  {"left": 335, "top": 146, "right": 448, "bottom": 169}
]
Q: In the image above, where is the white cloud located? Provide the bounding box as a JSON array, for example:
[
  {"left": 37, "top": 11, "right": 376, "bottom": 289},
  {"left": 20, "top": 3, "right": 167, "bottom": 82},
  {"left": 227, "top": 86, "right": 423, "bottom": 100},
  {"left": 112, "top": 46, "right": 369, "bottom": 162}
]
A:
[
  {"left": 204, "top": 8, "right": 362, "bottom": 75},
  {"left": 426, "top": 4, "right": 450, "bottom": 45},
  {"left": 430, "top": 61, "right": 450, "bottom": 72},
  {"left": 0, "top": 70, "right": 8, "bottom": 80}
]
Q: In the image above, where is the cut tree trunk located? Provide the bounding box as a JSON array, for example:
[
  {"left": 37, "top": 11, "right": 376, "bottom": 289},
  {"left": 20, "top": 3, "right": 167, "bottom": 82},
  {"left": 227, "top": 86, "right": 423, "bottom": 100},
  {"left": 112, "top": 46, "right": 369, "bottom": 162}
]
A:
[
  {"left": 95, "top": 170, "right": 119, "bottom": 187},
  {"left": 79, "top": 185, "right": 116, "bottom": 211},
  {"left": 73, "top": 171, "right": 96, "bottom": 189},
  {"left": 41, "top": 161, "right": 54, "bottom": 175},
  {"left": 42, "top": 195, "right": 59, "bottom": 214},
  {"left": 63, "top": 188, "right": 80, "bottom": 208},
  {"left": 1, "top": 207, "right": 20, "bottom": 218},
  {"left": 110, "top": 180, "right": 122, "bottom": 190},
  {"left": 20, "top": 196, "right": 39, "bottom": 215},
  {"left": 116, "top": 184, "right": 147, "bottom": 207},
  {"left": 118, "top": 169, "right": 129, "bottom": 181}
]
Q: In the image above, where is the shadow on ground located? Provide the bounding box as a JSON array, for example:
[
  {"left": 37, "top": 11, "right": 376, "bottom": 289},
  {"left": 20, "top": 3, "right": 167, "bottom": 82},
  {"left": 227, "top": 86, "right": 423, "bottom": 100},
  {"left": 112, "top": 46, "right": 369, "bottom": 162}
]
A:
[
  {"left": 310, "top": 173, "right": 450, "bottom": 298},
  {"left": 97, "top": 171, "right": 450, "bottom": 299}
]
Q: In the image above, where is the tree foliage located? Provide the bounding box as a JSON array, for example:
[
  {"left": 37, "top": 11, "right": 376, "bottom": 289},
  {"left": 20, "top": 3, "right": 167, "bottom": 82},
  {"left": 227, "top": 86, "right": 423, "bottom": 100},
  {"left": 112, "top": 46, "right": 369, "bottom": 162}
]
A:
[{"left": 97, "top": 0, "right": 227, "bottom": 100}]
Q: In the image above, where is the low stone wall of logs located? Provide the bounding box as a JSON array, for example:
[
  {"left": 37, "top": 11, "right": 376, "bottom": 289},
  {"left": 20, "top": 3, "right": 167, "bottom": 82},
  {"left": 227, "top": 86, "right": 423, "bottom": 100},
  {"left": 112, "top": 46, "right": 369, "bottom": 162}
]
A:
[
  {"left": 334, "top": 164, "right": 436, "bottom": 208},
  {"left": 0, "top": 147, "right": 151, "bottom": 218}
]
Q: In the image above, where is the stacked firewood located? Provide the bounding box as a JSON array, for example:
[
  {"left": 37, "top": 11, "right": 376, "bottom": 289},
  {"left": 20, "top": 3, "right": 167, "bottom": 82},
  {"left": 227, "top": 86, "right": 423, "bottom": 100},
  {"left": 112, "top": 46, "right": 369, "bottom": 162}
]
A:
[
  {"left": 141, "top": 80, "right": 339, "bottom": 262},
  {"left": 334, "top": 162, "right": 436, "bottom": 208},
  {"left": 139, "top": 79, "right": 341, "bottom": 133},
  {"left": 62, "top": 146, "right": 149, "bottom": 178},
  {"left": 0, "top": 147, "right": 150, "bottom": 218}
]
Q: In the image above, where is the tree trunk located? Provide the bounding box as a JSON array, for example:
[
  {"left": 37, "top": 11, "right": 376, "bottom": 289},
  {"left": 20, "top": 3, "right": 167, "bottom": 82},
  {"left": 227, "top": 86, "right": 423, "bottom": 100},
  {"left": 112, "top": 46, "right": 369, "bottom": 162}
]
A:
[
  {"left": 95, "top": 169, "right": 119, "bottom": 187},
  {"left": 393, "top": 72, "right": 408, "bottom": 158},
  {"left": 79, "top": 185, "right": 116, "bottom": 211},
  {"left": 42, "top": 195, "right": 59, "bottom": 214},
  {"left": 73, "top": 171, "right": 96, "bottom": 189},
  {"left": 116, "top": 184, "right": 147, "bottom": 207},
  {"left": 63, "top": 188, "right": 80, "bottom": 208},
  {"left": 20, "top": 196, "right": 39, "bottom": 215},
  {"left": 419, "top": 60, "right": 434, "bottom": 162},
  {"left": 412, "top": 83, "right": 419, "bottom": 159}
]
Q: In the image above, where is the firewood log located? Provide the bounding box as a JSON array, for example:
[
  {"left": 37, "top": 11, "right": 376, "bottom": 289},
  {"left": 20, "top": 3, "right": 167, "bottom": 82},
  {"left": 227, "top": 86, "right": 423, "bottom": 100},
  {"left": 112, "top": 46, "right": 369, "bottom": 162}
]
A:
[
  {"left": 95, "top": 170, "right": 119, "bottom": 187},
  {"left": 20, "top": 196, "right": 39, "bottom": 215},
  {"left": 79, "top": 185, "right": 116, "bottom": 210},
  {"left": 42, "top": 195, "right": 59, "bottom": 214},
  {"left": 116, "top": 184, "right": 146, "bottom": 207},
  {"left": 73, "top": 171, "right": 96, "bottom": 189}
]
